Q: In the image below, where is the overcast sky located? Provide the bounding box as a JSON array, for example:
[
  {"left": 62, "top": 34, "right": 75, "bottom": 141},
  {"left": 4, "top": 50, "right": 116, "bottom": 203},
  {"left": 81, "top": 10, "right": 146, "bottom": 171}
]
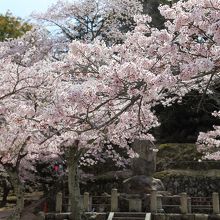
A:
[{"left": 0, "top": 0, "right": 57, "bottom": 19}]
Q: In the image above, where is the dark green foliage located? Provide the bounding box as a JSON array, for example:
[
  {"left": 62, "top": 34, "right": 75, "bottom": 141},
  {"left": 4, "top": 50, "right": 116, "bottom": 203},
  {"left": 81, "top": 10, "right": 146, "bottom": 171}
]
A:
[
  {"left": 143, "top": 0, "right": 220, "bottom": 144},
  {"left": 156, "top": 143, "right": 203, "bottom": 171},
  {"left": 156, "top": 143, "right": 220, "bottom": 171},
  {"left": 142, "top": 0, "right": 179, "bottom": 29},
  {"left": 142, "top": 0, "right": 165, "bottom": 29},
  {"left": 153, "top": 91, "right": 220, "bottom": 143},
  {"left": 0, "top": 12, "right": 32, "bottom": 41}
]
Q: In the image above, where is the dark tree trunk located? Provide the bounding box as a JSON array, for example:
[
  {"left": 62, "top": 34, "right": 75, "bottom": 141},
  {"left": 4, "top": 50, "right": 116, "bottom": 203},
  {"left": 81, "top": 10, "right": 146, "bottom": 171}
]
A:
[
  {"left": 7, "top": 170, "right": 24, "bottom": 220},
  {"left": 67, "top": 147, "right": 82, "bottom": 220}
]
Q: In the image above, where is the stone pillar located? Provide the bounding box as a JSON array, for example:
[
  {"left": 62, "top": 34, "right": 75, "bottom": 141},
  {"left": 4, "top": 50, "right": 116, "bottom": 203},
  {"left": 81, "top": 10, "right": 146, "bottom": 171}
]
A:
[
  {"left": 37, "top": 211, "right": 45, "bottom": 220},
  {"left": 188, "top": 197, "right": 192, "bottom": 213},
  {"left": 180, "top": 193, "right": 188, "bottom": 214},
  {"left": 157, "top": 195, "right": 164, "bottom": 212},
  {"left": 150, "top": 190, "right": 157, "bottom": 213},
  {"left": 111, "top": 189, "right": 118, "bottom": 212},
  {"left": 212, "top": 192, "right": 220, "bottom": 214},
  {"left": 129, "top": 199, "right": 142, "bottom": 212},
  {"left": 83, "top": 192, "right": 90, "bottom": 212},
  {"left": 68, "top": 197, "right": 71, "bottom": 212},
  {"left": 55, "top": 192, "right": 63, "bottom": 213}
]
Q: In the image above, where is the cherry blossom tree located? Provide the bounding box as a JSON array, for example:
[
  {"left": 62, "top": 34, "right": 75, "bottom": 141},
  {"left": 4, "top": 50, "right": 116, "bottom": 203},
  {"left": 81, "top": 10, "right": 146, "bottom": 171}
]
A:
[
  {"left": 34, "top": 15, "right": 174, "bottom": 220},
  {"left": 34, "top": 61, "right": 152, "bottom": 220},
  {"left": 33, "top": 0, "right": 143, "bottom": 43},
  {"left": 3, "top": 5, "right": 144, "bottom": 220},
  {"left": 0, "top": 29, "right": 60, "bottom": 219},
  {"left": 158, "top": 0, "right": 220, "bottom": 156},
  {"left": 32, "top": 2, "right": 220, "bottom": 219},
  {"left": 1, "top": 1, "right": 219, "bottom": 220},
  {"left": 197, "top": 111, "right": 220, "bottom": 159},
  {"left": 0, "top": 28, "right": 53, "bottom": 100},
  {"left": 44, "top": 1, "right": 220, "bottom": 217}
]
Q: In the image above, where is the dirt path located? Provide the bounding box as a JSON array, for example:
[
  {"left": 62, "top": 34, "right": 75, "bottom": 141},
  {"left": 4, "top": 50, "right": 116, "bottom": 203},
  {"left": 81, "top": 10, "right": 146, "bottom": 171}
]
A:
[{"left": 0, "top": 210, "right": 13, "bottom": 219}]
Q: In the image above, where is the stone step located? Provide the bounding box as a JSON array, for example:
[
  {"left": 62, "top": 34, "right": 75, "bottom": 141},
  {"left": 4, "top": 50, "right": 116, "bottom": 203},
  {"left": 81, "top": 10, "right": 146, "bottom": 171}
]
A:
[
  {"left": 113, "top": 212, "right": 146, "bottom": 220},
  {"left": 113, "top": 218, "right": 145, "bottom": 220},
  {"left": 114, "top": 212, "right": 146, "bottom": 218}
]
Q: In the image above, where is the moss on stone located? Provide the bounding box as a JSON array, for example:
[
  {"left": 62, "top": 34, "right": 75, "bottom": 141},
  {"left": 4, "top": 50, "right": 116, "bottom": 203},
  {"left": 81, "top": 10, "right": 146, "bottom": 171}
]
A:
[{"left": 154, "top": 169, "right": 220, "bottom": 179}]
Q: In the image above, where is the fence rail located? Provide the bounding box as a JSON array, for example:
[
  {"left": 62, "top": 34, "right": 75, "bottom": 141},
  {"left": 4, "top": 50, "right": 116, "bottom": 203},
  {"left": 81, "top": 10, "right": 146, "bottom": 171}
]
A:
[{"left": 54, "top": 189, "right": 220, "bottom": 214}]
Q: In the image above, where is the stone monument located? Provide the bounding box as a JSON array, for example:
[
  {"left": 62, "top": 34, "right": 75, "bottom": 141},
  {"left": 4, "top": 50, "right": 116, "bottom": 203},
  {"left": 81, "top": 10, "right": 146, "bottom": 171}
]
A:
[
  {"left": 123, "top": 139, "right": 164, "bottom": 194},
  {"left": 132, "top": 139, "right": 156, "bottom": 176}
]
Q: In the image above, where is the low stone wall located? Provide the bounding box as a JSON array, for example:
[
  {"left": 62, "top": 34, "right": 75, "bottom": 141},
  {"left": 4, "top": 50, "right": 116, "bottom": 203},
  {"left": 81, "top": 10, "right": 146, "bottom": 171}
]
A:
[
  {"left": 81, "top": 169, "right": 220, "bottom": 197},
  {"left": 155, "top": 169, "right": 220, "bottom": 196},
  {"left": 45, "top": 212, "right": 107, "bottom": 220},
  {"left": 45, "top": 213, "right": 220, "bottom": 220},
  {"left": 153, "top": 214, "right": 220, "bottom": 220}
]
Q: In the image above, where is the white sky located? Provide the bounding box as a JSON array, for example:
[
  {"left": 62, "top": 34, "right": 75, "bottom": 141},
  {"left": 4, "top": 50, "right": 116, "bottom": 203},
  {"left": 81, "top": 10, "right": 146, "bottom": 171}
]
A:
[{"left": 0, "top": 0, "right": 57, "bottom": 19}]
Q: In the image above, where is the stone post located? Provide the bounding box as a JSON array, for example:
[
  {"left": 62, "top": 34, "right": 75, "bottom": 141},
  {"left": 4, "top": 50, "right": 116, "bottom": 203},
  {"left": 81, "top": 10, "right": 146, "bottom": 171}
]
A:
[
  {"left": 180, "top": 193, "right": 188, "bottom": 214},
  {"left": 150, "top": 190, "right": 157, "bottom": 213},
  {"left": 83, "top": 192, "right": 90, "bottom": 212},
  {"left": 55, "top": 192, "right": 63, "bottom": 213},
  {"left": 111, "top": 188, "right": 118, "bottom": 212},
  {"left": 212, "top": 192, "right": 220, "bottom": 214},
  {"left": 188, "top": 197, "right": 192, "bottom": 213},
  {"left": 68, "top": 197, "right": 71, "bottom": 212},
  {"left": 37, "top": 211, "right": 45, "bottom": 220},
  {"left": 129, "top": 199, "right": 142, "bottom": 212},
  {"left": 157, "top": 195, "right": 164, "bottom": 212}
]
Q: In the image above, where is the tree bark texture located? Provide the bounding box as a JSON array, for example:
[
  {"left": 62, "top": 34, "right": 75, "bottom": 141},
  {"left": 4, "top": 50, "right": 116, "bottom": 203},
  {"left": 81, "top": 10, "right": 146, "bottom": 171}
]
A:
[
  {"left": 7, "top": 169, "right": 24, "bottom": 220},
  {"left": 67, "top": 147, "right": 82, "bottom": 220}
]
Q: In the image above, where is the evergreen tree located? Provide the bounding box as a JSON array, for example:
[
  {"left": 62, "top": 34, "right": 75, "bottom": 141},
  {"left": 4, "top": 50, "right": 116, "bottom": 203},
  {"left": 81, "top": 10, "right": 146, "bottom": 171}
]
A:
[{"left": 0, "top": 12, "right": 32, "bottom": 41}]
